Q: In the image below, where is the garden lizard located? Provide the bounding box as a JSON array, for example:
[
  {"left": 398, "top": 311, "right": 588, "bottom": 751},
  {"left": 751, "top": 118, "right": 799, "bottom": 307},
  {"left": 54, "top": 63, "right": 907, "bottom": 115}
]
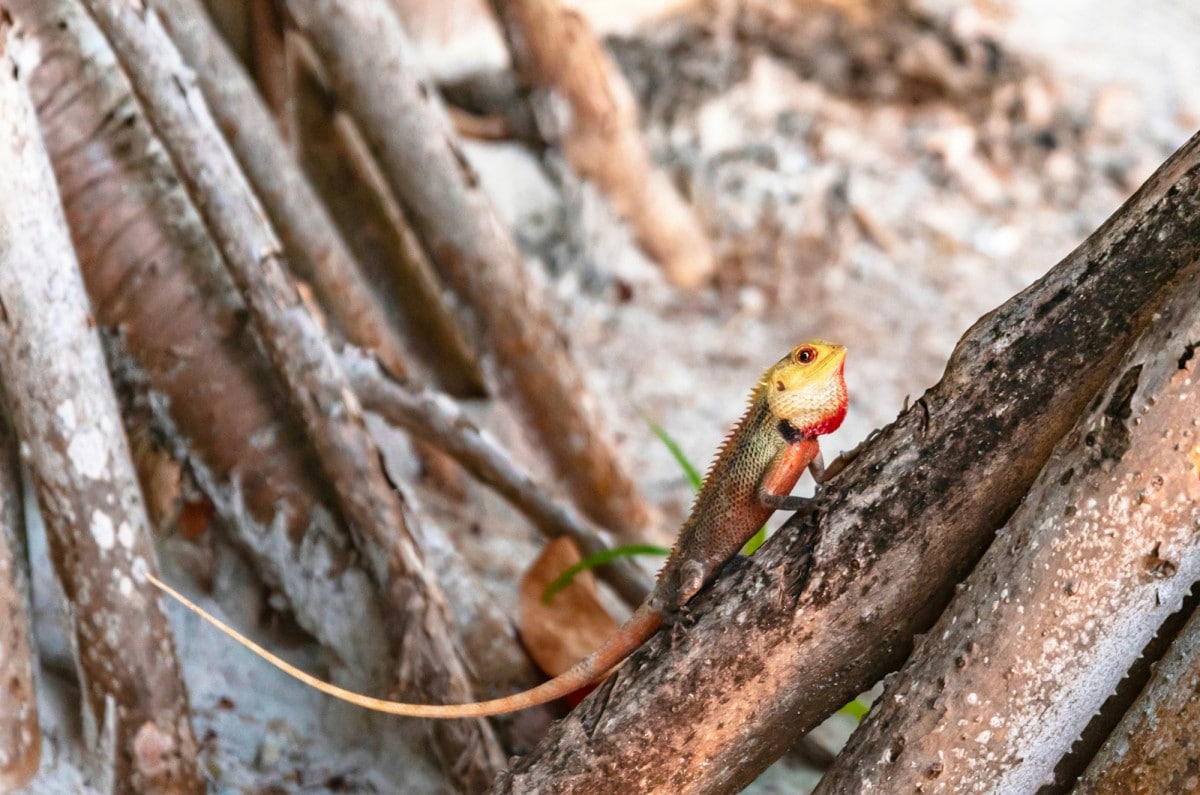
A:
[{"left": 149, "top": 340, "right": 848, "bottom": 718}]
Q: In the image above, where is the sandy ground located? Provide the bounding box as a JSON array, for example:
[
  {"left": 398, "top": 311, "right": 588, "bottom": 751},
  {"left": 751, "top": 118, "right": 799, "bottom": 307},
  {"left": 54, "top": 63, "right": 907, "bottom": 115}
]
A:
[{"left": 19, "top": 0, "right": 1200, "bottom": 792}]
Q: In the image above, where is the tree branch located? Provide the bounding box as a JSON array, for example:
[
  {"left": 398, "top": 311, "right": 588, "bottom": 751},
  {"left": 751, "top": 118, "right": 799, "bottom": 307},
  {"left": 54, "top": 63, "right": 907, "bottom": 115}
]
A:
[
  {"left": 0, "top": 21, "right": 201, "bottom": 790},
  {"left": 343, "top": 350, "right": 653, "bottom": 608},
  {"left": 78, "top": 0, "right": 504, "bottom": 786},
  {"left": 280, "top": 0, "right": 657, "bottom": 541},
  {"left": 496, "top": 129, "right": 1200, "bottom": 793}
]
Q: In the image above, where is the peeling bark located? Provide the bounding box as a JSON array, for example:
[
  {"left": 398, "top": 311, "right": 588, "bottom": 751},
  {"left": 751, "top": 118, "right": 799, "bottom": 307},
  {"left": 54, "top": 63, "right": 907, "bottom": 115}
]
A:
[
  {"left": 0, "top": 394, "right": 39, "bottom": 792},
  {"left": 488, "top": 0, "right": 716, "bottom": 288},
  {"left": 281, "top": 0, "right": 657, "bottom": 541},
  {"left": 77, "top": 1, "right": 505, "bottom": 786},
  {"left": 1078, "top": 598, "right": 1200, "bottom": 793},
  {"left": 496, "top": 130, "right": 1200, "bottom": 794},
  {"left": 817, "top": 253, "right": 1200, "bottom": 793},
  {"left": 0, "top": 24, "right": 200, "bottom": 792}
]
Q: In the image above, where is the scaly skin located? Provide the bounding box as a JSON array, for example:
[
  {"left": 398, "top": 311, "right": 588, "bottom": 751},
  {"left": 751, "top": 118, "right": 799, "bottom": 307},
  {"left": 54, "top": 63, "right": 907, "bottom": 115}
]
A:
[{"left": 149, "top": 340, "right": 848, "bottom": 718}]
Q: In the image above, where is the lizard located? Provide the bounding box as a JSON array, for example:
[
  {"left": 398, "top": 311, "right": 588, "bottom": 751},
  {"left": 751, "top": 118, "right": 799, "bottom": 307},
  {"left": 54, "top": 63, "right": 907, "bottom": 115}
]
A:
[{"left": 148, "top": 339, "right": 848, "bottom": 718}]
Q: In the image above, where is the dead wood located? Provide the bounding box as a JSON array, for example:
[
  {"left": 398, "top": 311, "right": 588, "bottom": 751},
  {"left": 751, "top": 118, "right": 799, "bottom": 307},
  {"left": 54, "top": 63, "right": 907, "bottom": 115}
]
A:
[
  {"left": 817, "top": 240, "right": 1200, "bottom": 792},
  {"left": 11, "top": 0, "right": 396, "bottom": 696},
  {"left": 150, "top": 0, "right": 413, "bottom": 382},
  {"left": 0, "top": 23, "right": 201, "bottom": 791},
  {"left": 495, "top": 130, "right": 1200, "bottom": 794},
  {"left": 78, "top": 1, "right": 505, "bottom": 786},
  {"left": 488, "top": 0, "right": 716, "bottom": 288},
  {"left": 1077, "top": 596, "right": 1200, "bottom": 794},
  {"left": 343, "top": 350, "right": 653, "bottom": 609},
  {"left": 0, "top": 394, "right": 39, "bottom": 791},
  {"left": 287, "top": 38, "right": 486, "bottom": 398},
  {"left": 280, "top": 0, "right": 658, "bottom": 542}
]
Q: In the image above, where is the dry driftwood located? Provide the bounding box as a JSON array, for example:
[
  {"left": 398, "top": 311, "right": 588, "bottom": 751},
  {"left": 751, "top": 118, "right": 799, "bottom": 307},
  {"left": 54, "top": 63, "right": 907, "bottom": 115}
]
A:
[
  {"left": 488, "top": 0, "right": 716, "bottom": 288},
  {"left": 0, "top": 395, "right": 39, "bottom": 792},
  {"left": 0, "top": 22, "right": 200, "bottom": 791},
  {"left": 817, "top": 243, "right": 1200, "bottom": 792},
  {"left": 280, "top": 0, "right": 657, "bottom": 541},
  {"left": 12, "top": 0, "right": 396, "bottom": 696},
  {"left": 343, "top": 351, "right": 653, "bottom": 608},
  {"left": 80, "top": 0, "right": 507, "bottom": 786},
  {"left": 1077, "top": 597, "right": 1200, "bottom": 793},
  {"left": 148, "top": 0, "right": 413, "bottom": 382},
  {"left": 495, "top": 130, "right": 1200, "bottom": 794}
]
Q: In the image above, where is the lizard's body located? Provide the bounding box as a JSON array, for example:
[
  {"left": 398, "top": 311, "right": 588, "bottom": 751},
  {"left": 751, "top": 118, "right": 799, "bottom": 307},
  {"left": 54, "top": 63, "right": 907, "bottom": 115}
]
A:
[{"left": 150, "top": 340, "right": 848, "bottom": 718}]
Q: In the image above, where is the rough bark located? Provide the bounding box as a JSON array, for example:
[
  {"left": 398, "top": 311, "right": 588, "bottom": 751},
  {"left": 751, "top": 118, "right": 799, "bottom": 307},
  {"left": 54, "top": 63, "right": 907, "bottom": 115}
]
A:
[
  {"left": 343, "top": 351, "right": 653, "bottom": 609},
  {"left": 0, "top": 23, "right": 201, "bottom": 792},
  {"left": 495, "top": 130, "right": 1200, "bottom": 794},
  {"left": 10, "top": 0, "right": 395, "bottom": 695},
  {"left": 287, "top": 39, "right": 485, "bottom": 398},
  {"left": 281, "top": 0, "right": 657, "bottom": 541},
  {"left": 817, "top": 245, "right": 1200, "bottom": 793},
  {"left": 1077, "top": 598, "right": 1200, "bottom": 794},
  {"left": 149, "top": 0, "right": 413, "bottom": 382},
  {"left": 488, "top": 0, "right": 716, "bottom": 288},
  {"left": 78, "top": 1, "right": 505, "bottom": 786},
  {"left": 0, "top": 395, "right": 39, "bottom": 792}
]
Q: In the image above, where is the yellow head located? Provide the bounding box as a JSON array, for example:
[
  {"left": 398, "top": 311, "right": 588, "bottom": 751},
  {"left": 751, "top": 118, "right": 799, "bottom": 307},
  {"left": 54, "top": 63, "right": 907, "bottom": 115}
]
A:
[{"left": 764, "top": 340, "right": 848, "bottom": 437}]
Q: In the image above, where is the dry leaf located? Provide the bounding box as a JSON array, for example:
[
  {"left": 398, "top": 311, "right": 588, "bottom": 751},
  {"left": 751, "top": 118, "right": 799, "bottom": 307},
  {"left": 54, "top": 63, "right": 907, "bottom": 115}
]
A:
[{"left": 519, "top": 537, "right": 619, "bottom": 679}]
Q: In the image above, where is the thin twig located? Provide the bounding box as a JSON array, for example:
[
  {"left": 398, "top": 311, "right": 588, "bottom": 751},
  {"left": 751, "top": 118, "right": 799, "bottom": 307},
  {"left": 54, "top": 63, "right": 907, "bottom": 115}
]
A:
[{"left": 343, "top": 351, "right": 653, "bottom": 608}]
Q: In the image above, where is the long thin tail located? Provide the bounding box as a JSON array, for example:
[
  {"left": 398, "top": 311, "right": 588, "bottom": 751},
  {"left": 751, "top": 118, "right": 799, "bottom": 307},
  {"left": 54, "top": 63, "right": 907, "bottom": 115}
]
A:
[{"left": 148, "top": 573, "right": 662, "bottom": 718}]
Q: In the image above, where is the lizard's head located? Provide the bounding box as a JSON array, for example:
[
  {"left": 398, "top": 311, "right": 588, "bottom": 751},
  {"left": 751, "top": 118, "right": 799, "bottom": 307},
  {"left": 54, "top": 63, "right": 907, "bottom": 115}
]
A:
[{"left": 765, "top": 340, "right": 848, "bottom": 437}]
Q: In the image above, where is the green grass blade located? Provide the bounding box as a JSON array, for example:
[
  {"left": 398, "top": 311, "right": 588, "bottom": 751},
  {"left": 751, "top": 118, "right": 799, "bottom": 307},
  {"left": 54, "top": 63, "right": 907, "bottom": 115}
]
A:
[
  {"left": 542, "top": 544, "right": 670, "bottom": 604},
  {"left": 740, "top": 526, "right": 767, "bottom": 555},
  {"left": 639, "top": 411, "right": 704, "bottom": 492},
  {"left": 837, "top": 698, "right": 871, "bottom": 721}
]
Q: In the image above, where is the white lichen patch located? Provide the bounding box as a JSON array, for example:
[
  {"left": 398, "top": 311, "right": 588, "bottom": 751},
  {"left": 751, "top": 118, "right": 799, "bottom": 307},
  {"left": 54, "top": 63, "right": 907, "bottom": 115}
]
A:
[
  {"left": 67, "top": 427, "right": 108, "bottom": 479},
  {"left": 118, "top": 576, "right": 133, "bottom": 597},
  {"left": 117, "top": 521, "right": 135, "bottom": 550},
  {"left": 131, "top": 556, "right": 149, "bottom": 583},
  {"left": 90, "top": 510, "right": 115, "bottom": 550},
  {"left": 56, "top": 399, "right": 77, "bottom": 428}
]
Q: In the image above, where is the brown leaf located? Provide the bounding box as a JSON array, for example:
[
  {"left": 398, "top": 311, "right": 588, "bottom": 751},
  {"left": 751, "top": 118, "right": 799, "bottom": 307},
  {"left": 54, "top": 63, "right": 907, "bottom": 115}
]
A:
[{"left": 519, "top": 537, "right": 618, "bottom": 679}]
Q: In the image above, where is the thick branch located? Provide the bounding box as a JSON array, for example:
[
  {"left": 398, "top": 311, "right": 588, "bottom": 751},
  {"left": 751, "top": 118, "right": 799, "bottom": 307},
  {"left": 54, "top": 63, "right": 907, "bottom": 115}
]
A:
[
  {"left": 0, "top": 23, "right": 200, "bottom": 791},
  {"left": 0, "top": 395, "right": 39, "bottom": 791},
  {"left": 818, "top": 236, "right": 1200, "bottom": 792},
  {"left": 1078, "top": 598, "right": 1200, "bottom": 793},
  {"left": 281, "top": 0, "right": 657, "bottom": 541},
  {"left": 488, "top": 0, "right": 716, "bottom": 287},
  {"left": 79, "top": 1, "right": 504, "bottom": 787},
  {"left": 343, "top": 351, "right": 652, "bottom": 608},
  {"left": 497, "top": 130, "right": 1200, "bottom": 794}
]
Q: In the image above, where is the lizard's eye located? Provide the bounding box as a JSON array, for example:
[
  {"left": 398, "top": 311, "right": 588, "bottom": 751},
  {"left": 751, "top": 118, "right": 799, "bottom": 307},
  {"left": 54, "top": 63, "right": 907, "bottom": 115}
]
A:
[{"left": 795, "top": 346, "right": 817, "bottom": 365}]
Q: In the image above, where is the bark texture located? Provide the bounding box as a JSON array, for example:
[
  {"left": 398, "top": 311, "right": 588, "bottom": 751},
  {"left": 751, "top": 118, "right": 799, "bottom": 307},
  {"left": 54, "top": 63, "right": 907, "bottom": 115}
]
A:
[
  {"left": 11, "top": 0, "right": 395, "bottom": 695},
  {"left": 495, "top": 130, "right": 1200, "bottom": 794},
  {"left": 0, "top": 23, "right": 200, "bottom": 792},
  {"left": 78, "top": 1, "right": 505, "bottom": 786},
  {"left": 281, "top": 0, "right": 657, "bottom": 541},
  {"left": 150, "top": 0, "right": 414, "bottom": 381},
  {"left": 817, "top": 251, "right": 1200, "bottom": 793},
  {"left": 0, "top": 396, "right": 39, "bottom": 792},
  {"left": 489, "top": 0, "right": 716, "bottom": 287},
  {"left": 1078, "top": 598, "right": 1200, "bottom": 794}
]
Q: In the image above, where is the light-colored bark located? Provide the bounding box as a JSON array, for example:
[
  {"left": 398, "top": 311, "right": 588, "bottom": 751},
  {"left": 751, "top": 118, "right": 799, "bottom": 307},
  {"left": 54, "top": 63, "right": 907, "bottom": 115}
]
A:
[
  {"left": 1077, "top": 600, "right": 1200, "bottom": 794},
  {"left": 0, "top": 397, "right": 39, "bottom": 793},
  {"left": 0, "top": 22, "right": 200, "bottom": 792},
  {"left": 817, "top": 245, "right": 1200, "bottom": 794},
  {"left": 489, "top": 0, "right": 715, "bottom": 288},
  {"left": 495, "top": 130, "right": 1200, "bottom": 794},
  {"left": 11, "top": 0, "right": 394, "bottom": 696},
  {"left": 78, "top": 1, "right": 505, "bottom": 786},
  {"left": 281, "top": 0, "right": 658, "bottom": 541}
]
